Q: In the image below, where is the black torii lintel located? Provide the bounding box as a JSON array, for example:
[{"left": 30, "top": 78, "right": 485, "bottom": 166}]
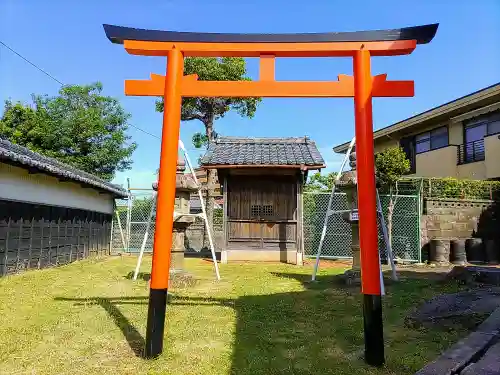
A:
[{"left": 103, "top": 23, "right": 439, "bottom": 45}]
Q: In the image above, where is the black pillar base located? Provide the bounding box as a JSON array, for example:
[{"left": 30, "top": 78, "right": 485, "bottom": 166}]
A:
[
  {"left": 363, "top": 293, "right": 385, "bottom": 367},
  {"left": 145, "top": 288, "right": 168, "bottom": 359}
]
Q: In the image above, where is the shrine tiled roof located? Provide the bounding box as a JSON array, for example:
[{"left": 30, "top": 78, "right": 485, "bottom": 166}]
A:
[
  {"left": 0, "top": 138, "right": 127, "bottom": 197},
  {"left": 200, "top": 136, "right": 325, "bottom": 169}
]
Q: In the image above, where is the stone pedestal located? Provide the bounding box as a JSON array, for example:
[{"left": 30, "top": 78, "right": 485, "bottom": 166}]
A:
[
  {"left": 343, "top": 220, "right": 361, "bottom": 285},
  {"left": 154, "top": 157, "right": 199, "bottom": 288},
  {"left": 169, "top": 215, "right": 198, "bottom": 288},
  {"left": 221, "top": 250, "right": 228, "bottom": 264},
  {"left": 171, "top": 218, "right": 196, "bottom": 273},
  {"left": 337, "top": 170, "right": 362, "bottom": 285},
  {"left": 296, "top": 251, "right": 304, "bottom": 266}
]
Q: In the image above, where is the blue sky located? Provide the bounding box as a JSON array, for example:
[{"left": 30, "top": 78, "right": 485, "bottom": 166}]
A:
[{"left": 1, "top": 0, "right": 499, "bottom": 189}]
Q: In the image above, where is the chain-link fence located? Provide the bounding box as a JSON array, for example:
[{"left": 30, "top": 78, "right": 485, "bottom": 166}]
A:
[
  {"left": 113, "top": 190, "right": 421, "bottom": 262},
  {"left": 111, "top": 198, "right": 129, "bottom": 253},
  {"left": 303, "top": 191, "right": 421, "bottom": 262},
  {"left": 395, "top": 177, "right": 500, "bottom": 200},
  {"left": 111, "top": 192, "right": 224, "bottom": 254}
]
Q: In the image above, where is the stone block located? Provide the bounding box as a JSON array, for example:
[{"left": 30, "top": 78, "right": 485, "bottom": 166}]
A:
[
  {"left": 452, "top": 231, "right": 475, "bottom": 239},
  {"left": 426, "top": 229, "right": 443, "bottom": 238},
  {"left": 457, "top": 212, "right": 471, "bottom": 221},
  {"left": 428, "top": 208, "right": 456, "bottom": 215},
  {"left": 425, "top": 220, "right": 438, "bottom": 230},
  {"left": 427, "top": 229, "right": 455, "bottom": 239},
  {"left": 427, "top": 214, "right": 441, "bottom": 221},
  {"left": 438, "top": 222, "right": 454, "bottom": 230},
  {"left": 452, "top": 222, "right": 469, "bottom": 232},
  {"left": 414, "top": 332, "right": 497, "bottom": 375},
  {"left": 461, "top": 341, "right": 500, "bottom": 375},
  {"left": 476, "top": 307, "right": 500, "bottom": 333}
]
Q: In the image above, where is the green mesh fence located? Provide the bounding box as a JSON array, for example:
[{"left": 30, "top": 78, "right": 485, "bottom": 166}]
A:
[
  {"left": 111, "top": 193, "right": 223, "bottom": 254},
  {"left": 111, "top": 198, "right": 129, "bottom": 253},
  {"left": 113, "top": 191, "right": 421, "bottom": 261},
  {"left": 396, "top": 177, "right": 500, "bottom": 200},
  {"left": 303, "top": 192, "right": 421, "bottom": 262}
]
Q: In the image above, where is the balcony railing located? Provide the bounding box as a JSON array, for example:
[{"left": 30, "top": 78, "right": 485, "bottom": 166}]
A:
[{"left": 457, "top": 139, "right": 485, "bottom": 165}]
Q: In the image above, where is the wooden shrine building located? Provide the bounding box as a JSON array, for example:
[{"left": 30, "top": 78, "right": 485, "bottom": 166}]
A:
[{"left": 200, "top": 136, "right": 325, "bottom": 264}]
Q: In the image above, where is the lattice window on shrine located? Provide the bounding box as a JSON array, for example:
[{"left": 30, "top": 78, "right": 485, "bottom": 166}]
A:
[
  {"left": 251, "top": 205, "right": 261, "bottom": 218},
  {"left": 261, "top": 205, "right": 274, "bottom": 217}
]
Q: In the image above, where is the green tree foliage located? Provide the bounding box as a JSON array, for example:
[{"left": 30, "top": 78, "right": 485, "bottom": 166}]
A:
[
  {"left": 419, "top": 177, "right": 500, "bottom": 200},
  {"left": 375, "top": 147, "right": 411, "bottom": 248},
  {"left": 156, "top": 57, "right": 261, "bottom": 247},
  {"left": 131, "top": 196, "right": 154, "bottom": 221},
  {"left": 0, "top": 83, "right": 136, "bottom": 181},
  {"left": 155, "top": 57, "right": 260, "bottom": 124},
  {"left": 391, "top": 177, "right": 500, "bottom": 200},
  {"left": 375, "top": 147, "right": 411, "bottom": 191},
  {"left": 192, "top": 130, "right": 219, "bottom": 164},
  {"left": 192, "top": 132, "right": 209, "bottom": 149},
  {"left": 192, "top": 130, "right": 220, "bottom": 149},
  {"left": 304, "top": 171, "right": 337, "bottom": 192}
]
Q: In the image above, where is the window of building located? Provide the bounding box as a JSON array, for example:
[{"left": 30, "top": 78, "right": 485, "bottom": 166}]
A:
[
  {"left": 399, "top": 136, "right": 416, "bottom": 174},
  {"left": 261, "top": 205, "right": 273, "bottom": 216},
  {"left": 460, "top": 111, "right": 500, "bottom": 164},
  {"left": 251, "top": 205, "right": 261, "bottom": 217},
  {"left": 415, "top": 126, "right": 449, "bottom": 154},
  {"left": 489, "top": 117, "right": 500, "bottom": 135},
  {"left": 415, "top": 133, "right": 430, "bottom": 153},
  {"left": 465, "top": 122, "right": 486, "bottom": 143},
  {"left": 464, "top": 111, "right": 500, "bottom": 139}
]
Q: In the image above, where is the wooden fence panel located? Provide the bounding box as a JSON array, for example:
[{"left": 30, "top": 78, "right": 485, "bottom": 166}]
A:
[{"left": 0, "top": 200, "right": 112, "bottom": 277}]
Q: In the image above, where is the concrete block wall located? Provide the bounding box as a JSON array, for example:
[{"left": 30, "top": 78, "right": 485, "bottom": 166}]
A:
[{"left": 420, "top": 198, "right": 492, "bottom": 246}]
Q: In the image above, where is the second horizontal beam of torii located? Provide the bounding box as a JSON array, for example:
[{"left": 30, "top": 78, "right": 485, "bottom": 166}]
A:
[{"left": 125, "top": 73, "right": 414, "bottom": 98}]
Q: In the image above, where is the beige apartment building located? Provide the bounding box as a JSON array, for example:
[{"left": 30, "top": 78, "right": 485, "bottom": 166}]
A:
[{"left": 333, "top": 83, "right": 500, "bottom": 180}]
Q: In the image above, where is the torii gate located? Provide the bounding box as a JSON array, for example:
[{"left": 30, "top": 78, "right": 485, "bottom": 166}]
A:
[{"left": 104, "top": 23, "right": 438, "bottom": 366}]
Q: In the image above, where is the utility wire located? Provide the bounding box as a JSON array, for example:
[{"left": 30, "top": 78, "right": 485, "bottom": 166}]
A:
[
  {"left": 0, "top": 40, "right": 65, "bottom": 85},
  {"left": 0, "top": 39, "right": 161, "bottom": 140},
  {"left": 128, "top": 124, "right": 160, "bottom": 139}
]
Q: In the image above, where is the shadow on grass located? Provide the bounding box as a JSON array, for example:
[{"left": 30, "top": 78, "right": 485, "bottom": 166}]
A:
[
  {"left": 54, "top": 296, "right": 148, "bottom": 357},
  {"left": 273, "top": 266, "right": 464, "bottom": 292},
  {"left": 185, "top": 250, "right": 221, "bottom": 261},
  {"left": 55, "top": 270, "right": 466, "bottom": 374},
  {"left": 124, "top": 271, "right": 151, "bottom": 281},
  {"left": 174, "top": 272, "right": 463, "bottom": 374},
  {"left": 227, "top": 288, "right": 365, "bottom": 374}
]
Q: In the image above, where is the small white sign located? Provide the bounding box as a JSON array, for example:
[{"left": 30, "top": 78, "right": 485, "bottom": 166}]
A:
[{"left": 350, "top": 210, "right": 359, "bottom": 221}]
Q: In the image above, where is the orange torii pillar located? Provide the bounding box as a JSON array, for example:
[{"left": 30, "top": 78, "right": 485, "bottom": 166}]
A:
[{"left": 104, "top": 23, "right": 438, "bottom": 366}]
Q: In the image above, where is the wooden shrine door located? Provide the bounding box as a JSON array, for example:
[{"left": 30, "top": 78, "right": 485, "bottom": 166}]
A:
[{"left": 226, "top": 174, "right": 297, "bottom": 250}]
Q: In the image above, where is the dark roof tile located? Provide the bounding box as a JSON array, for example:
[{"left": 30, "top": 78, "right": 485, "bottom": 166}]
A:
[
  {"left": 200, "top": 136, "right": 325, "bottom": 168},
  {"left": 0, "top": 138, "right": 128, "bottom": 197}
]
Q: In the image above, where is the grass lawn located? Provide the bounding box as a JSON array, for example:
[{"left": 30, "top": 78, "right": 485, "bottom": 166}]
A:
[{"left": 0, "top": 256, "right": 471, "bottom": 375}]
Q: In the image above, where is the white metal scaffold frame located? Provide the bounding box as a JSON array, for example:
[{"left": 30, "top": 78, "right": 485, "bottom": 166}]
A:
[
  {"left": 310, "top": 136, "right": 398, "bottom": 290},
  {"left": 132, "top": 139, "right": 221, "bottom": 281}
]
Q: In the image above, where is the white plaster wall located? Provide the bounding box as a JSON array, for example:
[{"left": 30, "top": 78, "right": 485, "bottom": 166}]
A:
[{"left": 0, "top": 163, "right": 114, "bottom": 214}]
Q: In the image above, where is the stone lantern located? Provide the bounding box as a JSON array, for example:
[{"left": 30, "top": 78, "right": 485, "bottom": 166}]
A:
[
  {"left": 337, "top": 151, "right": 383, "bottom": 286},
  {"left": 336, "top": 156, "right": 361, "bottom": 285},
  {"left": 153, "top": 157, "right": 198, "bottom": 286}
]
